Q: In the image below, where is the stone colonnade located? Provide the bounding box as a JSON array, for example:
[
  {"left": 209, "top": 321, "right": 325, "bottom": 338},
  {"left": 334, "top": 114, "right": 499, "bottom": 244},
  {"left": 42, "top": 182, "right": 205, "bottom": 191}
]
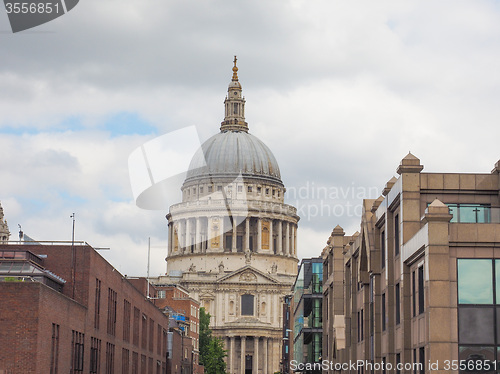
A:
[
  {"left": 168, "top": 216, "right": 297, "bottom": 256},
  {"left": 225, "top": 336, "right": 280, "bottom": 374}
]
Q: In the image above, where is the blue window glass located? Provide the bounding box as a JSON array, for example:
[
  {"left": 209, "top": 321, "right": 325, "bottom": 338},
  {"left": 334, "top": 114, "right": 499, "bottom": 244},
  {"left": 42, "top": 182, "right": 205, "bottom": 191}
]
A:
[
  {"left": 496, "top": 260, "right": 500, "bottom": 304},
  {"left": 457, "top": 259, "right": 493, "bottom": 304}
]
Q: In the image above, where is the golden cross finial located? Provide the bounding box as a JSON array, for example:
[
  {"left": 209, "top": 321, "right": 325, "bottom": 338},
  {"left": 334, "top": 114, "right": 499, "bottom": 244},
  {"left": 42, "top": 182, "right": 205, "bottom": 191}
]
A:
[{"left": 232, "top": 55, "right": 239, "bottom": 80}]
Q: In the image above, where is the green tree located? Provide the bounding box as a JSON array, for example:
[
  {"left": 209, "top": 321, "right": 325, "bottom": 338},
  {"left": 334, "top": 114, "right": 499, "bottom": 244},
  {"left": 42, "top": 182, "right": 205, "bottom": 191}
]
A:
[{"left": 199, "top": 307, "right": 227, "bottom": 374}]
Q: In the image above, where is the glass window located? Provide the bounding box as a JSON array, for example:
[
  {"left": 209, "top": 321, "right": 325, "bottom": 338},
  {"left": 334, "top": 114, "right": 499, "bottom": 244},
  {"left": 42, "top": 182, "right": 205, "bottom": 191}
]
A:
[
  {"left": 457, "top": 259, "right": 493, "bottom": 304},
  {"left": 419, "top": 347, "right": 425, "bottom": 374},
  {"left": 241, "top": 294, "right": 254, "bottom": 316},
  {"left": 458, "top": 346, "right": 495, "bottom": 372},
  {"left": 458, "top": 307, "right": 494, "bottom": 344},
  {"left": 381, "top": 231, "right": 385, "bottom": 269},
  {"left": 418, "top": 266, "right": 424, "bottom": 314},
  {"left": 381, "top": 293, "right": 386, "bottom": 331},
  {"left": 394, "top": 214, "right": 400, "bottom": 256},
  {"left": 447, "top": 203, "right": 491, "bottom": 223},
  {"left": 448, "top": 204, "right": 458, "bottom": 223},
  {"left": 496, "top": 308, "right": 500, "bottom": 343},
  {"left": 395, "top": 283, "right": 400, "bottom": 325},
  {"left": 496, "top": 260, "right": 500, "bottom": 304}
]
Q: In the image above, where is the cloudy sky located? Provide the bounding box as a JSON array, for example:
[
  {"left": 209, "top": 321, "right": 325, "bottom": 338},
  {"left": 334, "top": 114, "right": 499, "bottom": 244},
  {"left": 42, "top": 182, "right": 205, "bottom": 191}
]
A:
[{"left": 1, "top": 0, "right": 499, "bottom": 277}]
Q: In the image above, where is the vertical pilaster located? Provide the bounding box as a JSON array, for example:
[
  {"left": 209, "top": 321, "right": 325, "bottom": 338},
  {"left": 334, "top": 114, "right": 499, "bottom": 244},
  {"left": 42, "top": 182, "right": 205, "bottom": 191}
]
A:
[
  {"left": 179, "top": 219, "right": 185, "bottom": 253},
  {"left": 195, "top": 217, "right": 201, "bottom": 252},
  {"left": 253, "top": 337, "right": 259, "bottom": 374},
  {"left": 232, "top": 216, "right": 238, "bottom": 252},
  {"left": 241, "top": 336, "right": 246, "bottom": 374},
  {"left": 285, "top": 222, "right": 290, "bottom": 256},
  {"left": 263, "top": 338, "right": 268, "bottom": 374},
  {"left": 423, "top": 199, "right": 454, "bottom": 371},
  {"left": 168, "top": 222, "right": 173, "bottom": 255},
  {"left": 257, "top": 219, "right": 262, "bottom": 252},
  {"left": 245, "top": 217, "right": 250, "bottom": 251},
  {"left": 269, "top": 338, "right": 275, "bottom": 374},
  {"left": 269, "top": 221, "right": 273, "bottom": 253},
  {"left": 185, "top": 218, "right": 191, "bottom": 253},
  {"left": 278, "top": 221, "right": 283, "bottom": 255},
  {"left": 230, "top": 336, "right": 235, "bottom": 374}
]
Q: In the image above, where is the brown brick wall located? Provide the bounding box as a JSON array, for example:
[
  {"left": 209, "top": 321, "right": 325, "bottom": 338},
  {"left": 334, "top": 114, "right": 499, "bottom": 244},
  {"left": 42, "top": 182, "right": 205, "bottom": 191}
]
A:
[{"left": 0, "top": 244, "right": 173, "bottom": 374}]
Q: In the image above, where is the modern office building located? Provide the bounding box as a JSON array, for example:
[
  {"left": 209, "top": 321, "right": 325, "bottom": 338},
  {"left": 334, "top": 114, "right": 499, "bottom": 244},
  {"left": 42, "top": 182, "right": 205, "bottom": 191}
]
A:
[
  {"left": 281, "top": 295, "right": 293, "bottom": 374},
  {"left": 322, "top": 154, "right": 500, "bottom": 373},
  {"left": 155, "top": 58, "right": 299, "bottom": 374},
  {"left": 292, "top": 258, "right": 323, "bottom": 373}
]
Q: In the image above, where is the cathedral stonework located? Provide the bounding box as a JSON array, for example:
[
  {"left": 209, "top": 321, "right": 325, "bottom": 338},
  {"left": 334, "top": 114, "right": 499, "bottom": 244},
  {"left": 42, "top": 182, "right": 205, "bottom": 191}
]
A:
[
  {"left": 0, "top": 202, "right": 10, "bottom": 244},
  {"left": 158, "top": 58, "right": 299, "bottom": 374}
]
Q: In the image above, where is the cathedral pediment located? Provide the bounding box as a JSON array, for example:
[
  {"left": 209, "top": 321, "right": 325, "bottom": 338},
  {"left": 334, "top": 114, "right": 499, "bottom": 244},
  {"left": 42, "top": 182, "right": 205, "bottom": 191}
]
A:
[{"left": 216, "top": 265, "right": 279, "bottom": 284}]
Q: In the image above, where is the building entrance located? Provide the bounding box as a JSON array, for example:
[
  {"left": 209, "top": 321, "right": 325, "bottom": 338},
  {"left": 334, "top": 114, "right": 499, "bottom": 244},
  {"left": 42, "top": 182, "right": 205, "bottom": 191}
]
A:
[{"left": 245, "top": 354, "right": 252, "bottom": 374}]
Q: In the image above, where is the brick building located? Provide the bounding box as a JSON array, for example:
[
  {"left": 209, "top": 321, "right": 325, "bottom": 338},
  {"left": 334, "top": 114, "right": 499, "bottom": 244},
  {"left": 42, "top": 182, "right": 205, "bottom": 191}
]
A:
[
  {"left": 322, "top": 155, "right": 500, "bottom": 373},
  {"left": 151, "top": 283, "right": 202, "bottom": 374},
  {"left": 0, "top": 242, "right": 171, "bottom": 374}
]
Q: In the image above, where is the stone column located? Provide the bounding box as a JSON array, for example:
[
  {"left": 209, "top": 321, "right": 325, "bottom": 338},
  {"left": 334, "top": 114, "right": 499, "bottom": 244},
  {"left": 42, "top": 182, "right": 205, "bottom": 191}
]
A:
[
  {"left": 179, "top": 220, "right": 185, "bottom": 253},
  {"left": 278, "top": 221, "right": 283, "bottom": 255},
  {"left": 241, "top": 336, "right": 246, "bottom": 374},
  {"left": 195, "top": 217, "right": 201, "bottom": 253},
  {"left": 285, "top": 222, "right": 292, "bottom": 256},
  {"left": 263, "top": 338, "right": 268, "bottom": 374},
  {"left": 245, "top": 217, "right": 250, "bottom": 251},
  {"left": 257, "top": 219, "right": 262, "bottom": 252},
  {"left": 168, "top": 223, "right": 173, "bottom": 255},
  {"left": 293, "top": 224, "right": 297, "bottom": 256},
  {"left": 423, "top": 199, "right": 454, "bottom": 370},
  {"left": 268, "top": 338, "right": 274, "bottom": 374},
  {"left": 230, "top": 336, "right": 235, "bottom": 374},
  {"left": 269, "top": 221, "right": 273, "bottom": 253},
  {"left": 185, "top": 218, "right": 191, "bottom": 253},
  {"left": 253, "top": 337, "right": 259, "bottom": 374},
  {"left": 232, "top": 216, "right": 238, "bottom": 252}
]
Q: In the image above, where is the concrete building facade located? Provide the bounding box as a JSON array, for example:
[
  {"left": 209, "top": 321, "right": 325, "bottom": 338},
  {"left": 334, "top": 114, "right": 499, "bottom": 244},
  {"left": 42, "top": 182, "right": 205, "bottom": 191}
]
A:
[
  {"left": 322, "top": 155, "right": 500, "bottom": 373},
  {"left": 155, "top": 58, "right": 299, "bottom": 374}
]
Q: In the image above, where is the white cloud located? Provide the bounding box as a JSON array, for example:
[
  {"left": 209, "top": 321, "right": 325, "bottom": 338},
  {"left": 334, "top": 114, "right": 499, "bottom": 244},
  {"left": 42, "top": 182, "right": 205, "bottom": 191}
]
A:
[{"left": 1, "top": 0, "right": 500, "bottom": 275}]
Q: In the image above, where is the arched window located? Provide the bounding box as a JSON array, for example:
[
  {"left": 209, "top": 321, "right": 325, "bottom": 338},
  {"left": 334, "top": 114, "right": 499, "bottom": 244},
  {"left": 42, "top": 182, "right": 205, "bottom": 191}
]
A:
[{"left": 241, "top": 294, "right": 254, "bottom": 316}]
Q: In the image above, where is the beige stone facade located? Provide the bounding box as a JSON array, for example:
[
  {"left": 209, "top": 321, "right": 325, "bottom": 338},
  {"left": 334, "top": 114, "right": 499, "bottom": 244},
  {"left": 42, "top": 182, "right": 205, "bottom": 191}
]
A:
[
  {"left": 154, "top": 59, "right": 299, "bottom": 374},
  {"left": 0, "top": 202, "right": 10, "bottom": 244},
  {"left": 322, "top": 155, "right": 500, "bottom": 373}
]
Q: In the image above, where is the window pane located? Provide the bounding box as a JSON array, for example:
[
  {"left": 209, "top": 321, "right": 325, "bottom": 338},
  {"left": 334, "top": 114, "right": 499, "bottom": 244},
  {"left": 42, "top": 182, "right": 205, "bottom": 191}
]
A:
[
  {"left": 459, "top": 205, "right": 478, "bottom": 223},
  {"left": 241, "top": 294, "right": 254, "bottom": 316},
  {"left": 458, "top": 346, "right": 495, "bottom": 374},
  {"left": 448, "top": 204, "right": 458, "bottom": 223},
  {"left": 457, "top": 259, "right": 493, "bottom": 304},
  {"left": 458, "top": 307, "right": 494, "bottom": 344},
  {"left": 497, "top": 308, "right": 500, "bottom": 343},
  {"left": 496, "top": 260, "right": 500, "bottom": 304}
]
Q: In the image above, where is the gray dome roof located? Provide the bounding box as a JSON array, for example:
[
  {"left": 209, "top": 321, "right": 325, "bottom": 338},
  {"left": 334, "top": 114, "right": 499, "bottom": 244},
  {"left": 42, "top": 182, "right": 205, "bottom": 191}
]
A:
[{"left": 185, "top": 131, "right": 282, "bottom": 184}]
